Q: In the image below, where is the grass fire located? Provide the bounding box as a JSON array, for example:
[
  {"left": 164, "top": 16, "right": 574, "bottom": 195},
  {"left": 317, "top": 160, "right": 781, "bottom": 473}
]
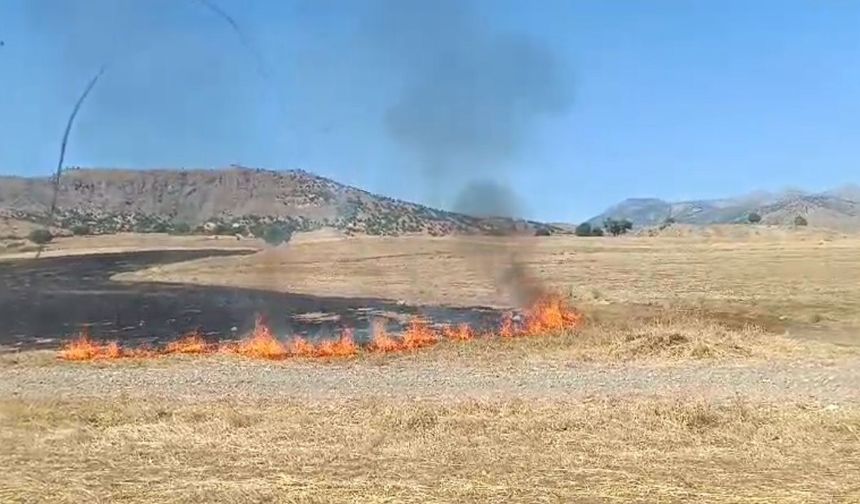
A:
[{"left": 57, "top": 293, "right": 583, "bottom": 362}]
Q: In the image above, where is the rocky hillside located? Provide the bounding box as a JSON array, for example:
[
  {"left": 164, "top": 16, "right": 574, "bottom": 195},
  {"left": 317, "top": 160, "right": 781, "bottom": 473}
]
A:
[
  {"left": 0, "top": 166, "right": 559, "bottom": 237},
  {"left": 589, "top": 188, "right": 860, "bottom": 230}
]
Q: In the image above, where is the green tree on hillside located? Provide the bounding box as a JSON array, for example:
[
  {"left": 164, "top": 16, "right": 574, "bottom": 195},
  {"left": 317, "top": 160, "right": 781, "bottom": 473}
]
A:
[{"left": 603, "top": 218, "right": 633, "bottom": 236}]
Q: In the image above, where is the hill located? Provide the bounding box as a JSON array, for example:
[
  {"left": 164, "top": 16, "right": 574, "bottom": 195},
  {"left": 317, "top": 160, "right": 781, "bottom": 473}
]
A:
[
  {"left": 589, "top": 189, "right": 860, "bottom": 230},
  {"left": 0, "top": 166, "right": 559, "bottom": 237}
]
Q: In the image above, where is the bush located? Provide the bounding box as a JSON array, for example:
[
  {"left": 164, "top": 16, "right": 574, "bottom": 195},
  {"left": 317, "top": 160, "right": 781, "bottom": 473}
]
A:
[
  {"left": 150, "top": 222, "right": 170, "bottom": 233},
  {"left": 262, "top": 224, "right": 293, "bottom": 246},
  {"left": 70, "top": 224, "right": 91, "bottom": 236},
  {"left": 534, "top": 228, "right": 551, "bottom": 237},
  {"left": 28, "top": 228, "right": 53, "bottom": 245},
  {"left": 171, "top": 222, "right": 192, "bottom": 235},
  {"left": 603, "top": 218, "right": 633, "bottom": 236},
  {"left": 575, "top": 222, "right": 592, "bottom": 237},
  {"left": 748, "top": 212, "right": 762, "bottom": 224},
  {"left": 794, "top": 215, "right": 808, "bottom": 226},
  {"left": 591, "top": 227, "right": 605, "bottom": 236}
]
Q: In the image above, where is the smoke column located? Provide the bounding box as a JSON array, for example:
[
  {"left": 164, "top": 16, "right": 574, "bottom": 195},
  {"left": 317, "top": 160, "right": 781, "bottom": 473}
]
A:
[{"left": 361, "top": 0, "right": 573, "bottom": 305}]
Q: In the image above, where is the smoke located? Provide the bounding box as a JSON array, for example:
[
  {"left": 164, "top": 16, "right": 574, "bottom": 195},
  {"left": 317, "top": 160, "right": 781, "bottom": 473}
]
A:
[
  {"left": 361, "top": 0, "right": 572, "bottom": 306},
  {"left": 363, "top": 0, "right": 572, "bottom": 209}
]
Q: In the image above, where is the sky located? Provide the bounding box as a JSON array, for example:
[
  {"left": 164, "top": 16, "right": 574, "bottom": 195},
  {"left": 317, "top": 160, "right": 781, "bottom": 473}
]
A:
[{"left": 0, "top": 0, "right": 858, "bottom": 222}]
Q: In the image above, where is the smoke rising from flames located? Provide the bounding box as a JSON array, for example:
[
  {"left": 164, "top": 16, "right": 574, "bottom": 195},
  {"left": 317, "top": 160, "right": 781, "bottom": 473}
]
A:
[
  {"left": 363, "top": 0, "right": 573, "bottom": 306},
  {"left": 59, "top": 293, "right": 582, "bottom": 362}
]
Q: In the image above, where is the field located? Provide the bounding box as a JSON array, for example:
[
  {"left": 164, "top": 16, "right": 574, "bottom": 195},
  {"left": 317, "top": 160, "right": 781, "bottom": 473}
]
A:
[{"left": 2, "top": 228, "right": 860, "bottom": 502}]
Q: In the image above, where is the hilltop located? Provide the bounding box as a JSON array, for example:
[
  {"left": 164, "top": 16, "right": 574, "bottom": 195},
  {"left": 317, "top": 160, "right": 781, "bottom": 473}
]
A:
[
  {"left": 0, "top": 166, "right": 559, "bottom": 238},
  {"left": 588, "top": 187, "right": 860, "bottom": 230}
]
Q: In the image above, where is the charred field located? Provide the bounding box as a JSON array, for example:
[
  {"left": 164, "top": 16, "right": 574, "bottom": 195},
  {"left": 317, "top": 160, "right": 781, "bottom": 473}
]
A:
[{"left": 2, "top": 231, "right": 860, "bottom": 503}]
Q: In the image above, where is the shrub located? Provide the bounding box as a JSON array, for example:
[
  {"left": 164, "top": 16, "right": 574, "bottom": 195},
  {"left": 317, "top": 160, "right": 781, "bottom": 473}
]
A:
[
  {"left": 70, "top": 224, "right": 91, "bottom": 236},
  {"left": 28, "top": 228, "right": 53, "bottom": 245},
  {"left": 748, "top": 212, "right": 762, "bottom": 224},
  {"left": 575, "top": 222, "right": 592, "bottom": 237},
  {"left": 171, "top": 222, "right": 192, "bottom": 234},
  {"left": 262, "top": 224, "right": 293, "bottom": 246},
  {"left": 591, "top": 227, "right": 605, "bottom": 237},
  {"left": 603, "top": 218, "right": 633, "bottom": 236},
  {"left": 794, "top": 215, "right": 808, "bottom": 226},
  {"left": 534, "top": 228, "right": 551, "bottom": 237}
]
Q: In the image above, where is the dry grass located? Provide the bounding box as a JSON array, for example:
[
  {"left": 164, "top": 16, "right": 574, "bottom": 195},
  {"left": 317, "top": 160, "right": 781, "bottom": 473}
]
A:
[
  {"left": 0, "top": 395, "right": 857, "bottom": 503},
  {"left": 111, "top": 233, "right": 860, "bottom": 340},
  {"left": 0, "top": 232, "right": 260, "bottom": 260}
]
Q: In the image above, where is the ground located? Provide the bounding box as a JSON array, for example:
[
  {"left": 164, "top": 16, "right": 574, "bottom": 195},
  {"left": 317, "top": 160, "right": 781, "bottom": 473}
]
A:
[{"left": 1, "top": 229, "right": 859, "bottom": 502}]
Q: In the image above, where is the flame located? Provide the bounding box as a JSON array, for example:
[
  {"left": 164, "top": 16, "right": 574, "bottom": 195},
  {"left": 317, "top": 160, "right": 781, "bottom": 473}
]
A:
[
  {"left": 59, "top": 328, "right": 123, "bottom": 360},
  {"left": 57, "top": 293, "right": 583, "bottom": 362},
  {"left": 316, "top": 329, "right": 358, "bottom": 358},
  {"left": 442, "top": 323, "right": 475, "bottom": 341},
  {"left": 289, "top": 337, "right": 317, "bottom": 357},
  {"left": 369, "top": 319, "right": 403, "bottom": 353},
  {"left": 234, "top": 320, "right": 288, "bottom": 360},
  {"left": 498, "top": 313, "right": 517, "bottom": 338},
  {"left": 401, "top": 318, "right": 439, "bottom": 349},
  {"left": 164, "top": 330, "right": 210, "bottom": 354},
  {"left": 523, "top": 294, "right": 582, "bottom": 335}
]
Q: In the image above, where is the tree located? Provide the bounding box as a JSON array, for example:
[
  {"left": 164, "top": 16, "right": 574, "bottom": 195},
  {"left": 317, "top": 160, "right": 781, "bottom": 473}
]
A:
[
  {"left": 748, "top": 212, "right": 762, "bottom": 224},
  {"left": 171, "top": 222, "right": 192, "bottom": 235},
  {"left": 262, "top": 224, "right": 293, "bottom": 246},
  {"left": 603, "top": 218, "right": 633, "bottom": 236},
  {"left": 70, "top": 224, "right": 91, "bottom": 236},
  {"left": 28, "top": 228, "right": 53, "bottom": 245},
  {"left": 575, "top": 222, "right": 592, "bottom": 237},
  {"left": 794, "top": 215, "right": 808, "bottom": 226}
]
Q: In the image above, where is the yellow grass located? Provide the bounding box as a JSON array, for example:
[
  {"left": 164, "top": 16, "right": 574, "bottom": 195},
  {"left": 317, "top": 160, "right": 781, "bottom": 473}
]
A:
[
  {"left": 112, "top": 232, "right": 860, "bottom": 340},
  {"left": 1, "top": 396, "right": 857, "bottom": 503}
]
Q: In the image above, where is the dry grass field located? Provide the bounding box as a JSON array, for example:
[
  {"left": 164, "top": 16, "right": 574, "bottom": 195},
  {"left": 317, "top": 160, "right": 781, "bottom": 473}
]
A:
[{"left": 2, "top": 227, "right": 860, "bottom": 502}]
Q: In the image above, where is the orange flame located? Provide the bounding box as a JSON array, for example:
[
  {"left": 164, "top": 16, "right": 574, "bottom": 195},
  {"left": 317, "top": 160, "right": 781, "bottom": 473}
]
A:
[
  {"left": 498, "top": 313, "right": 517, "bottom": 338},
  {"left": 59, "top": 328, "right": 124, "bottom": 360},
  {"left": 369, "top": 319, "right": 402, "bottom": 353},
  {"left": 523, "top": 294, "right": 582, "bottom": 335},
  {"left": 401, "top": 318, "right": 439, "bottom": 350},
  {"left": 164, "top": 330, "right": 210, "bottom": 355},
  {"left": 442, "top": 323, "right": 475, "bottom": 341},
  {"left": 234, "top": 320, "right": 288, "bottom": 360},
  {"left": 57, "top": 293, "right": 583, "bottom": 362},
  {"left": 316, "top": 329, "right": 358, "bottom": 358}
]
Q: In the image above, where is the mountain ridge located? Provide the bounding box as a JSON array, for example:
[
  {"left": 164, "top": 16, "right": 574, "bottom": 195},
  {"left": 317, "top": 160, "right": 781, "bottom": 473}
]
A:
[
  {"left": 0, "top": 166, "right": 560, "bottom": 237},
  {"left": 588, "top": 189, "right": 860, "bottom": 230}
]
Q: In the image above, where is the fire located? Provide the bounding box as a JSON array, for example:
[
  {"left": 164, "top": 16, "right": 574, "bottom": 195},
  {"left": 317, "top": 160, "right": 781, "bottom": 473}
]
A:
[
  {"left": 164, "top": 330, "right": 210, "bottom": 355},
  {"left": 56, "top": 293, "right": 583, "bottom": 363},
  {"left": 401, "top": 318, "right": 439, "bottom": 349},
  {"left": 59, "top": 328, "right": 123, "bottom": 361},
  {"left": 523, "top": 293, "right": 582, "bottom": 335},
  {"left": 369, "top": 319, "right": 403, "bottom": 353},
  {"left": 316, "top": 329, "right": 358, "bottom": 358},
  {"left": 233, "top": 320, "right": 288, "bottom": 360},
  {"left": 498, "top": 313, "right": 517, "bottom": 338},
  {"left": 442, "top": 323, "right": 475, "bottom": 341}
]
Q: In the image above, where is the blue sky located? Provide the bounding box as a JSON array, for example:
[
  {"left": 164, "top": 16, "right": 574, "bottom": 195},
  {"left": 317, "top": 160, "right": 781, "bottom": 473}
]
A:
[{"left": 1, "top": 0, "right": 858, "bottom": 221}]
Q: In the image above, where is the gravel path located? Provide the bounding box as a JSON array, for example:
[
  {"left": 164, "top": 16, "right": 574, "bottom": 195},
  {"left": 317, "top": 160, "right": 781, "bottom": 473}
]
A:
[{"left": 2, "top": 357, "right": 859, "bottom": 405}]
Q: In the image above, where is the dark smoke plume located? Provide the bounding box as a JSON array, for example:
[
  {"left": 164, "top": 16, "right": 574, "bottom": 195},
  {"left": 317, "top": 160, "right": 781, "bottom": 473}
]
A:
[
  {"left": 37, "top": 66, "right": 106, "bottom": 259},
  {"left": 365, "top": 0, "right": 571, "bottom": 206},
  {"left": 364, "top": 0, "right": 572, "bottom": 305}
]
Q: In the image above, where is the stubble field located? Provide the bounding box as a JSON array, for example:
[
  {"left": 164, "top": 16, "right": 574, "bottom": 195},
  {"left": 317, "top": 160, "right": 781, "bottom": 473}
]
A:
[{"left": 2, "top": 228, "right": 859, "bottom": 502}]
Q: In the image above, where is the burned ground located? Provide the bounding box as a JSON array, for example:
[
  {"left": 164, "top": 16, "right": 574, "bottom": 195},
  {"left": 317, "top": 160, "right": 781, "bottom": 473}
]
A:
[{"left": 0, "top": 249, "right": 501, "bottom": 351}]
